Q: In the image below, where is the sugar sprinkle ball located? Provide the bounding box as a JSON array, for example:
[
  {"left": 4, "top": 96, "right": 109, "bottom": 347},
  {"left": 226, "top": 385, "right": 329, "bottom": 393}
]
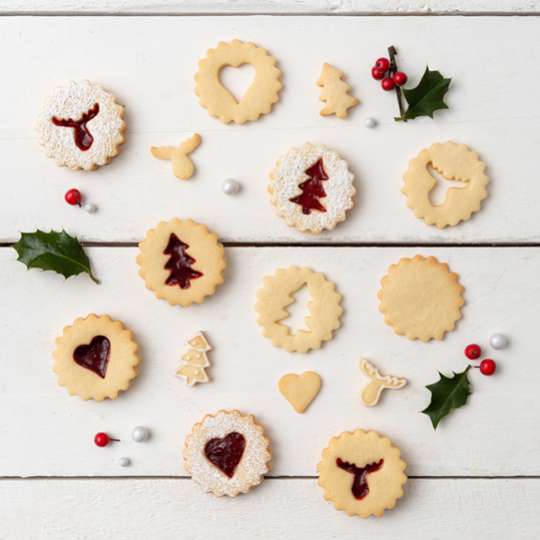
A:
[
  {"left": 222, "top": 178, "right": 241, "bottom": 195},
  {"left": 119, "top": 456, "right": 131, "bottom": 467},
  {"left": 490, "top": 333, "right": 509, "bottom": 350},
  {"left": 365, "top": 117, "right": 378, "bottom": 129},
  {"left": 132, "top": 426, "right": 151, "bottom": 443}
]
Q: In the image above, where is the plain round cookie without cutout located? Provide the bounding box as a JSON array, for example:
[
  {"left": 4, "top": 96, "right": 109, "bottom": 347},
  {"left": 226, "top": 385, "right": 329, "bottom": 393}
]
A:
[
  {"left": 402, "top": 141, "right": 489, "bottom": 228},
  {"left": 53, "top": 314, "right": 140, "bottom": 401},
  {"left": 255, "top": 266, "right": 342, "bottom": 353},
  {"left": 195, "top": 39, "right": 282, "bottom": 124},
  {"left": 318, "top": 429, "right": 407, "bottom": 518},
  {"left": 37, "top": 80, "right": 126, "bottom": 171},
  {"left": 378, "top": 255, "right": 464, "bottom": 341},
  {"left": 137, "top": 218, "right": 225, "bottom": 307},
  {"left": 183, "top": 409, "right": 272, "bottom": 497}
]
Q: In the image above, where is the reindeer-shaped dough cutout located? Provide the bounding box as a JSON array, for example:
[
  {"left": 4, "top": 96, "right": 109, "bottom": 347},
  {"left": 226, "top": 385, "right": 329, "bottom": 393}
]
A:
[
  {"left": 151, "top": 133, "right": 202, "bottom": 180},
  {"left": 360, "top": 359, "right": 407, "bottom": 407}
]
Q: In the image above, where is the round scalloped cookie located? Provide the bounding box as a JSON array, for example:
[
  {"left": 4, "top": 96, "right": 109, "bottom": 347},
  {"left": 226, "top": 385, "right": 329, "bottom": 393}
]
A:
[
  {"left": 137, "top": 218, "right": 225, "bottom": 307},
  {"left": 402, "top": 141, "right": 489, "bottom": 228},
  {"left": 183, "top": 409, "right": 272, "bottom": 497},
  {"left": 37, "top": 80, "right": 126, "bottom": 171},
  {"left": 194, "top": 39, "right": 282, "bottom": 124},
  {"left": 255, "top": 266, "right": 342, "bottom": 353},
  {"left": 378, "top": 255, "right": 464, "bottom": 341},
  {"left": 318, "top": 429, "right": 407, "bottom": 518},
  {"left": 53, "top": 314, "right": 140, "bottom": 401},
  {"left": 269, "top": 143, "right": 355, "bottom": 234}
]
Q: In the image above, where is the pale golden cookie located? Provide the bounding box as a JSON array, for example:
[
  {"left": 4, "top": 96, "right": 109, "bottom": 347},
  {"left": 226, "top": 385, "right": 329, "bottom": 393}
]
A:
[
  {"left": 278, "top": 371, "right": 322, "bottom": 413},
  {"left": 378, "top": 255, "right": 464, "bottom": 341},
  {"left": 183, "top": 409, "right": 272, "bottom": 497},
  {"left": 137, "top": 219, "right": 225, "bottom": 307},
  {"left": 151, "top": 133, "right": 201, "bottom": 180},
  {"left": 318, "top": 430, "right": 407, "bottom": 518},
  {"left": 317, "top": 63, "right": 359, "bottom": 118},
  {"left": 402, "top": 141, "right": 489, "bottom": 228},
  {"left": 177, "top": 331, "right": 212, "bottom": 386},
  {"left": 195, "top": 39, "right": 282, "bottom": 124},
  {"left": 255, "top": 266, "right": 342, "bottom": 353},
  {"left": 359, "top": 359, "right": 407, "bottom": 407},
  {"left": 53, "top": 314, "right": 140, "bottom": 401},
  {"left": 269, "top": 143, "right": 355, "bottom": 233}
]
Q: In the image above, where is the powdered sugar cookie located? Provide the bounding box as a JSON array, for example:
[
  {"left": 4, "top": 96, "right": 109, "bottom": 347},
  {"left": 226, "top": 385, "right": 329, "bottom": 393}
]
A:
[
  {"left": 378, "top": 255, "right": 464, "bottom": 341},
  {"left": 402, "top": 141, "right": 489, "bottom": 228},
  {"left": 195, "top": 39, "right": 282, "bottom": 124},
  {"left": 137, "top": 219, "right": 225, "bottom": 307},
  {"left": 318, "top": 430, "right": 407, "bottom": 517},
  {"left": 53, "top": 314, "right": 140, "bottom": 401},
  {"left": 269, "top": 143, "right": 355, "bottom": 233},
  {"left": 183, "top": 409, "right": 271, "bottom": 497},
  {"left": 37, "top": 80, "right": 125, "bottom": 171}
]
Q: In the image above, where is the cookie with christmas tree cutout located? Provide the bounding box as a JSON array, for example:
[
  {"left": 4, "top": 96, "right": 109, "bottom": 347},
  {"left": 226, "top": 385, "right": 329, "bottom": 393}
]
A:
[
  {"left": 137, "top": 219, "right": 225, "bottom": 307},
  {"left": 183, "top": 409, "right": 272, "bottom": 497},
  {"left": 53, "top": 314, "right": 140, "bottom": 401},
  {"left": 318, "top": 429, "right": 407, "bottom": 518},
  {"left": 269, "top": 143, "right": 355, "bottom": 233},
  {"left": 37, "top": 80, "right": 126, "bottom": 171}
]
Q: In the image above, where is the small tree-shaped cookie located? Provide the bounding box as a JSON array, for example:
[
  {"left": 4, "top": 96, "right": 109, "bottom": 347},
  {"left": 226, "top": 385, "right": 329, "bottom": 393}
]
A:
[
  {"left": 177, "top": 332, "right": 212, "bottom": 386},
  {"left": 317, "top": 63, "right": 359, "bottom": 119}
]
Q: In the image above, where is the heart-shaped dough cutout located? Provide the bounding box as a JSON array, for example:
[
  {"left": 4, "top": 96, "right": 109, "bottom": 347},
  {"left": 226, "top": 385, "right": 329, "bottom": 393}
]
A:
[
  {"left": 278, "top": 371, "right": 322, "bottom": 413},
  {"left": 219, "top": 64, "right": 256, "bottom": 104}
]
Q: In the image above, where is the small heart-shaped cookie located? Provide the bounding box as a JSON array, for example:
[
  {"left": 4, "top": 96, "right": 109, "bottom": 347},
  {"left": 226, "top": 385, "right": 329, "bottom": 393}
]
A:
[{"left": 278, "top": 371, "right": 322, "bottom": 413}]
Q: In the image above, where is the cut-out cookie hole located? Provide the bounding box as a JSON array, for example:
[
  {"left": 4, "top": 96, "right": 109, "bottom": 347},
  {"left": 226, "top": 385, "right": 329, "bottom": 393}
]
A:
[
  {"left": 219, "top": 64, "right": 256, "bottom": 103},
  {"left": 427, "top": 164, "right": 467, "bottom": 206},
  {"left": 282, "top": 284, "right": 311, "bottom": 334}
]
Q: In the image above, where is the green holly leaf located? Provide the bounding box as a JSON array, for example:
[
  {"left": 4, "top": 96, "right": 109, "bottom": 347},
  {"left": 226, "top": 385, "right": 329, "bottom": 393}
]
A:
[
  {"left": 400, "top": 67, "right": 451, "bottom": 121},
  {"left": 421, "top": 366, "right": 471, "bottom": 429},
  {"left": 13, "top": 229, "right": 99, "bottom": 284}
]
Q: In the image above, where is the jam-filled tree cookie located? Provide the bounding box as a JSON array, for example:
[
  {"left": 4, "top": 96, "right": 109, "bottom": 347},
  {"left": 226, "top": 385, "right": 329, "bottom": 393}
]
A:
[
  {"left": 318, "top": 429, "right": 407, "bottom": 517},
  {"left": 183, "top": 409, "right": 272, "bottom": 497},
  {"left": 402, "top": 141, "right": 490, "bottom": 228},
  {"left": 269, "top": 143, "right": 355, "bottom": 233},
  {"left": 37, "top": 80, "right": 126, "bottom": 171},
  {"left": 53, "top": 314, "right": 140, "bottom": 401},
  {"left": 137, "top": 219, "right": 225, "bottom": 307}
]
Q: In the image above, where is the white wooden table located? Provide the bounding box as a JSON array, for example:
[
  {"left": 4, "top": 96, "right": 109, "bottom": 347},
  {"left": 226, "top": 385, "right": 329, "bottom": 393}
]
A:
[{"left": 1, "top": 2, "right": 539, "bottom": 539}]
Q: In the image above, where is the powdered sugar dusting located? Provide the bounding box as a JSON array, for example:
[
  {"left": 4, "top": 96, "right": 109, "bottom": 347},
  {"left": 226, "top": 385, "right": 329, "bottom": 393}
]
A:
[
  {"left": 269, "top": 143, "right": 355, "bottom": 233},
  {"left": 37, "top": 80, "right": 125, "bottom": 170},
  {"left": 183, "top": 410, "right": 271, "bottom": 497}
]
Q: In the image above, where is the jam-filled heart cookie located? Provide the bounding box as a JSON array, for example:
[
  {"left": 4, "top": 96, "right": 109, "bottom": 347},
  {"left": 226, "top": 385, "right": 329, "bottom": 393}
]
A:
[
  {"left": 269, "top": 143, "right": 355, "bottom": 233},
  {"left": 137, "top": 219, "right": 225, "bottom": 307},
  {"left": 183, "top": 409, "right": 272, "bottom": 497},
  {"left": 318, "top": 429, "right": 407, "bottom": 517},
  {"left": 53, "top": 314, "right": 140, "bottom": 401},
  {"left": 37, "top": 80, "right": 126, "bottom": 171}
]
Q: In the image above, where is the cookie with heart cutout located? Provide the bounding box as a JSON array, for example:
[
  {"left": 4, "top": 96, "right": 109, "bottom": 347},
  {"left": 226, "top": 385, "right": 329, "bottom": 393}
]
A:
[
  {"left": 53, "top": 314, "right": 140, "bottom": 401},
  {"left": 183, "top": 409, "right": 272, "bottom": 497}
]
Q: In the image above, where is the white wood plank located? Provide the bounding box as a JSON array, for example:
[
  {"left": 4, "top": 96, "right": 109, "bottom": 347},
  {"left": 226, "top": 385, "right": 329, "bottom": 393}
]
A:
[
  {"left": 2, "top": 246, "right": 539, "bottom": 477},
  {"left": 0, "top": 16, "right": 539, "bottom": 243},
  {"left": 1, "top": 478, "right": 538, "bottom": 540}
]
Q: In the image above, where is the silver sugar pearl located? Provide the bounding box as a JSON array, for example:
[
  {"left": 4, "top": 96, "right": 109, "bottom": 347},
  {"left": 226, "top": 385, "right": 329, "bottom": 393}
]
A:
[
  {"left": 222, "top": 179, "right": 241, "bottom": 195},
  {"left": 119, "top": 456, "right": 131, "bottom": 467},
  {"left": 132, "top": 426, "right": 151, "bottom": 443},
  {"left": 365, "top": 117, "right": 378, "bottom": 129},
  {"left": 490, "top": 333, "right": 509, "bottom": 350},
  {"left": 84, "top": 202, "right": 98, "bottom": 214}
]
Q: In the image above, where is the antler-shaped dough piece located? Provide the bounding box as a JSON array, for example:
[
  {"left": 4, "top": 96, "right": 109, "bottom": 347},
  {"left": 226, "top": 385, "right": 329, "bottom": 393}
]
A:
[
  {"left": 151, "top": 133, "right": 202, "bottom": 180},
  {"left": 360, "top": 359, "right": 407, "bottom": 407}
]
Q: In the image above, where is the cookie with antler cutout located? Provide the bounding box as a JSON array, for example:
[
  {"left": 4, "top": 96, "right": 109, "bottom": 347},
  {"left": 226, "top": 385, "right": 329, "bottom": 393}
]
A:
[{"left": 151, "top": 133, "right": 202, "bottom": 180}]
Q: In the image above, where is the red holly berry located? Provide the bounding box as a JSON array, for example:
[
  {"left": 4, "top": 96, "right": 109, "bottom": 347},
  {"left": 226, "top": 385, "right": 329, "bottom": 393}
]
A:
[
  {"left": 479, "top": 359, "right": 496, "bottom": 376},
  {"left": 392, "top": 71, "right": 408, "bottom": 86},
  {"left": 371, "top": 67, "right": 386, "bottom": 80},
  {"left": 465, "top": 344, "right": 482, "bottom": 360},
  {"left": 94, "top": 432, "right": 118, "bottom": 447},
  {"left": 381, "top": 77, "right": 395, "bottom": 91},
  {"left": 65, "top": 188, "right": 82, "bottom": 206},
  {"left": 375, "top": 57, "right": 390, "bottom": 72}
]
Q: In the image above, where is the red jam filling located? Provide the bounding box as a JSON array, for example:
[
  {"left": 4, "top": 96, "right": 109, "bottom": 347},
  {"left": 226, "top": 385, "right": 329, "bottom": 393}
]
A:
[
  {"left": 163, "top": 233, "right": 203, "bottom": 289},
  {"left": 73, "top": 335, "right": 111, "bottom": 379},
  {"left": 51, "top": 103, "right": 100, "bottom": 151},
  {"left": 336, "top": 457, "right": 384, "bottom": 500},
  {"left": 204, "top": 432, "right": 246, "bottom": 478},
  {"left": 289, "top": 158, "right": 329, "bottom": 215}
]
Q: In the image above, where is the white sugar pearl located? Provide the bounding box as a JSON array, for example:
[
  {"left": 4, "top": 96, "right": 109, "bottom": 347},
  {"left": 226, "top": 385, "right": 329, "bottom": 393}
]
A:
[
  {"left": 84, "top": 202, "right": 97, "bottom": 214},
  {"left": 119, "top": 456, "right": 131, "bottom": 467},
  {"left": 490, "top": 333, "right": 509, "bottom": 350},
  {"left": 222, "top": 179, "right": 241, "bottom": 195},
  {"left": 132, "top": 426, "right": 151, "bottom": 443},
  {"left": 365, "top": 117, "right": 377, "bottom": 129}
]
